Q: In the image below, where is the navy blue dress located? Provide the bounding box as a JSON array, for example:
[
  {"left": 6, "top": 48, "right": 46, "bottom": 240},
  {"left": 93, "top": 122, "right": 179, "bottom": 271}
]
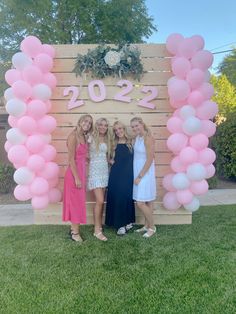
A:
[{"left": 105, "top": 144, "right": 135, "bottom": 229}]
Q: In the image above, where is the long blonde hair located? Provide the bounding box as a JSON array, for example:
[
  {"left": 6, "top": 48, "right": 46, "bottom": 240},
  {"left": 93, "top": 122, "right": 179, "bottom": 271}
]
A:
[
  {"left": 74, "top": 114, "right": 93, "bottom": 143},
  {"left": 92, "top": 117, "right": 112, "bottom": 157},
  {"left": 112, "top": 121, "right": 133, "bottom": 157},
  {"left": 130, "top": 116, "right": 151, "bottom": 136}
]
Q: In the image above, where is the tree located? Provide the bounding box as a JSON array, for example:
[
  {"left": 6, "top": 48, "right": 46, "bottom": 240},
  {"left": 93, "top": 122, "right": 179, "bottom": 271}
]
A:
[
  {"left": 0, "top": 0, "right": 157, "bottom": 94},
  {"left": 211, "top": 74, "right": 236, "bottom": 121},
  {"left": 218, "top": 49, "right": 236, "bottom": 87}
]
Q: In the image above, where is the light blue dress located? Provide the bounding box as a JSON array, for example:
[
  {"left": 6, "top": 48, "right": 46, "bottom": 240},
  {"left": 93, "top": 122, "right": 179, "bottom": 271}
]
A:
[{"left": 133, "top": 136, "right": 156, "bottom": 202}]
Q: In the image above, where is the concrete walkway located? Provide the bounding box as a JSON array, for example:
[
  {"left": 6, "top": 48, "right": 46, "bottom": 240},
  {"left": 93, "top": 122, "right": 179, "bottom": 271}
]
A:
[{"left": 0, "top": 189, "right": 236, "bottom": 226}]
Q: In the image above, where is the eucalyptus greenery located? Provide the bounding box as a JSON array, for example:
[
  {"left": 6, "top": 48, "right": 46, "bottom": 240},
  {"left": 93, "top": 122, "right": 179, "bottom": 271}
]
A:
[{"left": 73, "top": 44, "right": 144, "bottom": 80}]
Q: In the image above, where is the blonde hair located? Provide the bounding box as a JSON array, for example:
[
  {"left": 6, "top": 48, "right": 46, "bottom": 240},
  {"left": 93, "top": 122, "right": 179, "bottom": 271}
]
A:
[
  {"left": 74, "top": 114, "right": 93, "bottom": 143},
  {"left": 130, "top": 116, "right": 151, "bottom": 136},
  {"left": 112, "top": 121, "right": 133, "bottom": 157},
  {"left": 92, "top": 117, "right": 112, "bottom": 157}
]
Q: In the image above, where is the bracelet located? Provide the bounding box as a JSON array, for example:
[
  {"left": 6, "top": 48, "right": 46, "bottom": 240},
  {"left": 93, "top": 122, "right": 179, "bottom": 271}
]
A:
[{"left": 138, "top": 174, "right": 142, "bottom": 179}]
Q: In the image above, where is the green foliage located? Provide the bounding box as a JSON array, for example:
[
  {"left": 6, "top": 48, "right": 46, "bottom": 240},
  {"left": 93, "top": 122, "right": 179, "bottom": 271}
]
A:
[
  {"left": 73, "top": 44, "right": 144, "bottom": 80},
  {"left": 218, "top": 48, "right": 236, "bottom": 87},
  {"left": 211, "top": 74, "right": 236, "bottom": 118},
  {"left": 211, "top": 112, "right": 236, "bottom": 180},
  {"left": 0, "top": 163, "right": 15, "bottom": 194},
  {"left": 207, "top": 175, "right": 218, "bottom": 189},
  {"left": 0, "top": 205, "right": 236, "bottom": 312}
]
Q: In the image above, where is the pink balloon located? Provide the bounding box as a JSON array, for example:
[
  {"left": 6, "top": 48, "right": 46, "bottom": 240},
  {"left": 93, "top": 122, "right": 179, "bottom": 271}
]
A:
[
  {"left": 166, "top": 33, "right": 184, "bottom": 55},
  {"left": 198, "top": 148, "right": 216, "bottom": 165},
  {"left": 4, "top": 141, "right": 13, "bottom": 153},
  {"left": 31, "top": 194, "right": 49, "bottom": 209},
  {"left": 8, "top": 115, "right": 19, "bottom": 127},
  {"left": 37, "top": 115, "right": 57, "bottom": 133},
  {"left": 27, "top": 99, "right": 48, "bottom": 119},
  {"left": 179, "top": 146, "right": 198, "bottom": 165},
  {"left": 48, "top": 177, "right": 59, "bottom": 188},
  {"left": 163, "top": 192, "right": 181, "bottom": 211},
  {"left": 45, "top": 100, "right": 52, "bottom": 112},
  {"left": 17, "top": 116, "right": 37, "bottom": 135},
  {"left": 190, "top": 133, "right": 209, "bottom": 150},
  {"left": 172, "top": 57, "right": 191, "bottom": 79},
  {"left": 198, "top": 83, "right": 214, "bottom": 100},
  {"left": 27, "top": 154, "right": 46, "bottom": 172},
  {"left": 176, "top": 189, "right": 193, "bottom": 205},
  {"left": 190, "top": 180, "right": 208, "bottom": 195},
  {"left": 169, "top": 98, "right": 187, "bottom": 109},
  {"left": 167, "top": 117, "right": 183, "bottom": 133},
  {"left": 43, "top": 73, "right": 57, "bottom": 89},
  {"left": 14, "top": 185, "right": 32, "bottom": 201},
  {"left": 41, "top": 44, "right": 56, "bottom": 58},
  {"left": 22, "top": 65, "right": 43, "bottom": 85},
  {"left": 178, "top": 38, "right": 197, "bottom": 59},
  {"left": 190, "top": 35, "right": 205, "bottom": 50},
  {"left": 162, "top": 173, "right": 176, "bottom": 192},
  {"left": 191, "top": 50, "right": 213, "bottom": 71},
  {"left": 201, "top": 120, "right": 216, "bottom": 137},
  {"left": 168, "top": 79, "right": 190, "bottom": 101},
  {"left": 5, "top": 69, "right": 21, "bottom": 86},
  {"left": 167, "top": 76, "right": 179, "bottom": 87},
  {"left": 12, "top": 80, "right": 32, "bottom": 100},
  {"left": 34, "top": 53, "right": 53, "bottom": 73},
  {"left": 20, "top": 36, "right": 42, "bottom": 58},
  {"left": 8, "top": 144, "right": 29, "bottom": 165},
  {"left": 171, "top": 156, "right": 186, "bottom": 173},
  {"left": 39, "top": 162, "right": 59, "bottom": 179},
  {"left": 30, "top": 177, "right": 49, "bottom": 196},
  {"left": 40, "top": 144, "right": 57, "bottom": 162},
  {"left": 186, "top": 69, "right": 205, "bottom": 89},
  {"left": 187, "top": 91, "right": 204, "bottom": 107},
  {"left": 25, "top": 135, "right": 45, "bottom": 153},
  {"left": 205, "top": 164, "right": 215, "bottom": 179},
  {"left": 48, "top": 188, "right": 62, "bottom": 203},
  {"left": 167, "top": 133, "right": 188, "bottom": 154},
  {"left": 196, "top": 100, "right": 218, "bottom": 120}
]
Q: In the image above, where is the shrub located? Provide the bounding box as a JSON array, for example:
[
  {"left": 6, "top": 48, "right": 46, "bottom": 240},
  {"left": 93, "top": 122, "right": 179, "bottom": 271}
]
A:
[
  {"left": 0, "top": 163, "right": 15, "bottom": 194},
  {"left": 211, "top": 112, "right": 236, "bottom": 180}
]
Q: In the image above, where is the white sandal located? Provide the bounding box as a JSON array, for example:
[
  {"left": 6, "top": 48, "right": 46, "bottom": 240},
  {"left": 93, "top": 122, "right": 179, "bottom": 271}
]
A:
[
  {"left": 143, "top": 227, "right": 156, "bottom": 238},
  {"left": 93, "top": 232, "right": 108, "bottom": 241},
  {"left": 135, "top": 226, "right": 148, "bottom": 233}
]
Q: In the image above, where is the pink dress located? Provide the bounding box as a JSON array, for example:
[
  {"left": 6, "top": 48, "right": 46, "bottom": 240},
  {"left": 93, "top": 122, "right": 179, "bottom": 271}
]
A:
[{"left": 63, "top": 143, "right": 87, "bottom": 224}]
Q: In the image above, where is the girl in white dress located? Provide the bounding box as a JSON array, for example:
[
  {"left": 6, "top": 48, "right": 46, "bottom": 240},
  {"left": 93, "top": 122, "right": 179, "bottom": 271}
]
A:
[
  {"left": 130, "top": 117, "right": 156, "bottom": 238},
  {"left": 88, "top": 117, "right": 111, "bottom": 241}
]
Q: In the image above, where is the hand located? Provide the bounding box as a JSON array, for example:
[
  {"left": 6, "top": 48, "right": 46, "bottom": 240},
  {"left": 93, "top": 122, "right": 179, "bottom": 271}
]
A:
[
  {"left": 134, "top": 177, "right": 141, "bottom": 185},
  {"left": 109, "top": 159, "right": 115, "bottom": 165},
  {"left": 75, "top": 178, "right": 82, "bottom": 189}
]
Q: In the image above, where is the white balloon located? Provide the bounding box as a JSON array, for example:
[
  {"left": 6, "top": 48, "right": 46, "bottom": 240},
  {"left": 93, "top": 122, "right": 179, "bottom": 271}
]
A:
[
  {"left": 14, "top": 167, "right": 35, "bottom": 185},
  {"left": 182, "top": 116, "right": 202, "bottom": 135},
  {"left": 41, "top": 134, "right": 52, "bottom": 144},
  {"left": 180, "top": 105, "right": 196, "bottom": 120},
  {"left": 6, "top": 98, "right": 27, "bottom": 117},
  {"left": 172, "top": 172, "right": 190, "bottom": 190},
  {"left": 4, "top": 88, "right": 14, "bottom": 101},
  {"left": 184, "top": 197, "right": 200, "bottom": 212},
  {"left": 32, "top": 84, "right": 52, "bottom": 101},
  {"left": 187, "top": 163, "right": 207, "bottom": 181},
  {"left": 12, "top": 52, "right": 33, "bottom": 71},
  {"left": 6, "top": 128, "right": 26, "bottom": 145}
]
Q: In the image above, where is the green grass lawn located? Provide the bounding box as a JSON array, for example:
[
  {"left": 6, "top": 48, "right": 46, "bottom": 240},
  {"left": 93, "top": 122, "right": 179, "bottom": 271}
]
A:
[{"left": 0, "top": 205, "right": 235, "bottom": 314}]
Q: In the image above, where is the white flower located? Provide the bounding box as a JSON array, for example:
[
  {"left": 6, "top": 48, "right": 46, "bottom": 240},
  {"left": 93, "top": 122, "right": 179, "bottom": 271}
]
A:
[{"left": 104, "top": 51, "right": 120, "bottom": 67}]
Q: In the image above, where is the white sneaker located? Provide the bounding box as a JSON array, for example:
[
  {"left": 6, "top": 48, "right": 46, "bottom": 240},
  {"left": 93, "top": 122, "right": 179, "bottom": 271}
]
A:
[
  {"left": 125, "top": 223, "right": 134, "bottom": 231},
  {"left": 117, "top": 227, "right": 126, "bottom": 235}
]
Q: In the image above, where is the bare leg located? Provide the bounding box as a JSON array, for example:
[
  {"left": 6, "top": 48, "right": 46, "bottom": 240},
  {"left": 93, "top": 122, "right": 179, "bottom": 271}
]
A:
[
  {"left": 93, "top": 188, "right": 107, "bottom": 241},
  {"left": 137, "top": 201, "right": 155, "bottom": 230},
  {"left": 70, "top": 223, "right": 83, "bottom": 242}
]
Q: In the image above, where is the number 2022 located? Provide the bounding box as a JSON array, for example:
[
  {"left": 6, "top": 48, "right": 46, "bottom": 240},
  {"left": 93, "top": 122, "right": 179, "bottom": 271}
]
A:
[{"left": 63, "top": 79, "right": 158, "bottom": 110}]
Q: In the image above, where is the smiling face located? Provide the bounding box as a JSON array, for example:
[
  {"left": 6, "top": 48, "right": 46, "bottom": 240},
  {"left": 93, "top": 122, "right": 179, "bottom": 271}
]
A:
[
  {"left": 79, "top": 115, "right": 93, "bottom": 133},
  {"left": 113, "top": 123, "right": 125, "bottom": 139},
  {"left": 97, "top": 119, "right": 108, "bottom": 136},
  {"left": 130, "top": 119, "right": 144, "bottom": 136}
]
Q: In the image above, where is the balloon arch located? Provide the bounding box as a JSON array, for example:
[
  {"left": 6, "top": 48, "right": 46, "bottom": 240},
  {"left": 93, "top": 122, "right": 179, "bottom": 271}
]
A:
[{"left": 4, "top": 34, "right": 217, "bottom": 212}]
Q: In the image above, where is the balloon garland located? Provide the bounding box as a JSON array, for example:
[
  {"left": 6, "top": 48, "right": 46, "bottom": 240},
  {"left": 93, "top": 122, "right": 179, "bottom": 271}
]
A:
[
  {"left": 163, "top": 34, "right": 218, "bottom": 212},
  {"left": 4, "top": 36, "right": 61, "bottom": 209}
]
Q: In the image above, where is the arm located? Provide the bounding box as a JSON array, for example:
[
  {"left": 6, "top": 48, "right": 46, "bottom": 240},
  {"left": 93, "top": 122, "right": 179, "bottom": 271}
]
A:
[
  {"left": 134, "top": 135, "right": 155, "bottom": 185},
  {"left": 67, "top": 132, "right": 81, "bottom": 188}
]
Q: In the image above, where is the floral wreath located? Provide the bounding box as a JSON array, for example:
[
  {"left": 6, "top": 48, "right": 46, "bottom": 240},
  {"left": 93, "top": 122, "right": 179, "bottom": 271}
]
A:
[{"left": 73, "top": 44, "right": 144, "bottom": 80}]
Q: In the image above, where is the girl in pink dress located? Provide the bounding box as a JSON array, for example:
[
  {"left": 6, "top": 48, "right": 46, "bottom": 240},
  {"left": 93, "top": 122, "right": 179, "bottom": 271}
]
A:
[{"left": 63, "top": 114, "right": 93, "bottom": 242}]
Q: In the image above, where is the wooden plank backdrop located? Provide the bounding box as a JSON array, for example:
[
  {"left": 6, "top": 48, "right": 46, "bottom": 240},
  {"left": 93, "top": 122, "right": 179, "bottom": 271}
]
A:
[{"left": 35, "top": 44, "right": 191, "bottom": 224}]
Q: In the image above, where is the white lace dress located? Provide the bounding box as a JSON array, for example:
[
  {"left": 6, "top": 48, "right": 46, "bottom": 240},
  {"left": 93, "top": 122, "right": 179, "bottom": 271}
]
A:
[
  {"left": 87, "top": 139, "right": 109, "bottom": 190},
  {"left": 133, "top": 135, "right": 156, "bottom": 202}
]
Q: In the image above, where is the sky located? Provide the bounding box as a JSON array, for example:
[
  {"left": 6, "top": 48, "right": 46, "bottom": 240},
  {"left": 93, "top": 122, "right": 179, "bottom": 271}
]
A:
[{"left": 145, "top": 0, "right": 236, "bottom": 73}]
